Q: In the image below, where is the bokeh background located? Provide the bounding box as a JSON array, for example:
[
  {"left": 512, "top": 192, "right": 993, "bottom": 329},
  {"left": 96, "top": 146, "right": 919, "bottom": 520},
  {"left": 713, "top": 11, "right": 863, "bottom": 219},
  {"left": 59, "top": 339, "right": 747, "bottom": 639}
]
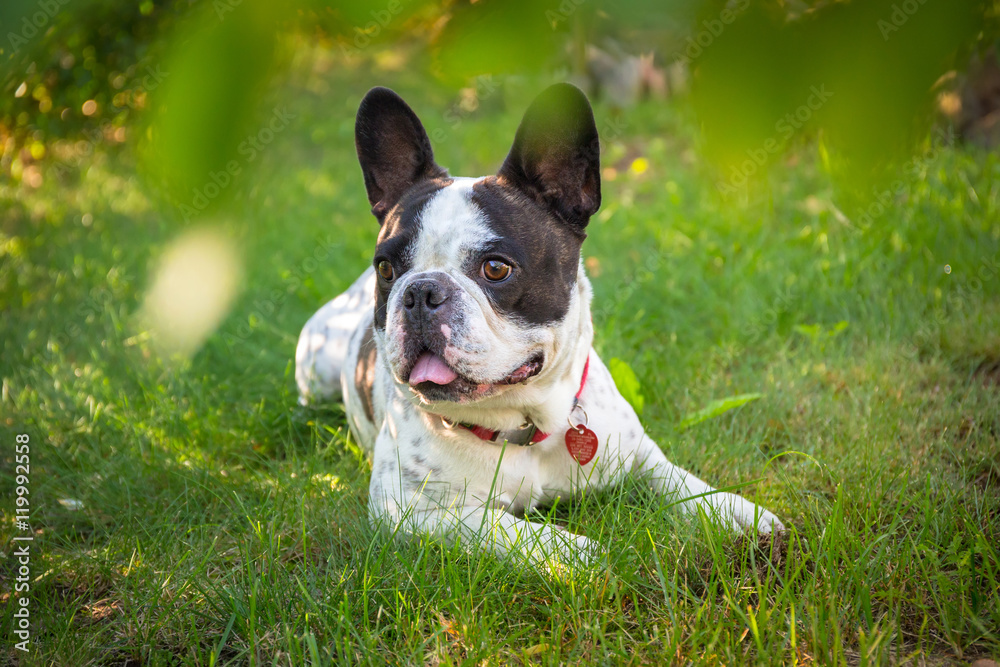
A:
[{"left": 2, "top": 1, "right": 1000, "bottom": 664}]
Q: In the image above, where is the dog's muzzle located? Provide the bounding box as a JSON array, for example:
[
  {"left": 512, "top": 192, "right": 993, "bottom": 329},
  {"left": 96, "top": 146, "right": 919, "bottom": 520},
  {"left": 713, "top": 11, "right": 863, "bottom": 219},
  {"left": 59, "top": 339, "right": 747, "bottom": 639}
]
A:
[
  {"left": 402, "top": 273, "right": 456, "bottom": 334},
  {"left": 395, "top": 271, "right": 464, "bottom": 385}
]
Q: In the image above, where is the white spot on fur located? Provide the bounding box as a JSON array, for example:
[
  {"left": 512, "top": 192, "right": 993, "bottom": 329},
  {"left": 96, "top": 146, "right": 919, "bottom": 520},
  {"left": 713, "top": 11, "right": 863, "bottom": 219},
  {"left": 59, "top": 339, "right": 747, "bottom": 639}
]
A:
[{"left": 411, "top": 178, "right": 496, "bottom": 272}]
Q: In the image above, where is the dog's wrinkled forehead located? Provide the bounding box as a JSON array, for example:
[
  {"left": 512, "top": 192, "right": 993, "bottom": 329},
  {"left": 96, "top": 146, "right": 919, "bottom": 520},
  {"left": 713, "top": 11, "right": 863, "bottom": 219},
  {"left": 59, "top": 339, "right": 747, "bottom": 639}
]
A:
[
  {"left": 408, "top": 178, "right": 497, "bottom": 271},
  {"left": 375, "top": 175, "right": 586, "bottom": 328},
  {"left": 375, "top": 178, "right": 493, "bottom": 278}
]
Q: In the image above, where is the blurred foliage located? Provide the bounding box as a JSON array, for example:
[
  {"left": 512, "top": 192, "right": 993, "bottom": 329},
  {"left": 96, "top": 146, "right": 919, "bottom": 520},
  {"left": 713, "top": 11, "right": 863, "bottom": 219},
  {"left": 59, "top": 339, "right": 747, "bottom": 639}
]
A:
[
  {"left": 138, "top": 0, "right": 283, "bottom": 207},
  {"left": 1, "top": 0, "right": 192, "bottom": 165},
  {"left": 691, "top": 0, "right": 997, "bottom": 197},
  {"left": 2, "top": 0, "right": 999, "bottom": 203}
]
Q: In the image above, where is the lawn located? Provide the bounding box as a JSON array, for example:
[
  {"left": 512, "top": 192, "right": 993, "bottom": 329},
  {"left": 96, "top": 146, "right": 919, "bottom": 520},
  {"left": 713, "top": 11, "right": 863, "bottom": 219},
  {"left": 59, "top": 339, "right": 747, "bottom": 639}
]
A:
[{"left": 2, "top": 63, "right": 999, "bottom": 665}]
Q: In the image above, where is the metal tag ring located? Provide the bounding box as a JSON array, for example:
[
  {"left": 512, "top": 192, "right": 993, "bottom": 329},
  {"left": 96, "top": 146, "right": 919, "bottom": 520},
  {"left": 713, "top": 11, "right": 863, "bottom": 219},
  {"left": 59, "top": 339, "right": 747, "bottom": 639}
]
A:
[{"left": 567, "top": 404, "right": 589, "bottom": 433}]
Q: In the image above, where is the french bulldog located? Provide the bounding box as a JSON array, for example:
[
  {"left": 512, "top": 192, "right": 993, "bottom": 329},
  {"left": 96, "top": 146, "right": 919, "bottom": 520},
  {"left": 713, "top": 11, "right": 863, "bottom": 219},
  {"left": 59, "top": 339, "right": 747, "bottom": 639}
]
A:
[{"left": 295, "top": 83, "right": 784, "bottom": 565}]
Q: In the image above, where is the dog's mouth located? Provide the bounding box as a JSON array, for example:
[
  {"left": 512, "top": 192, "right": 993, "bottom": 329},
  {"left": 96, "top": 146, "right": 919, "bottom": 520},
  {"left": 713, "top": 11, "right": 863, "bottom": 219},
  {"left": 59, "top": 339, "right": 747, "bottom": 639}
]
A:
[{"left": 405, "top": 350, "right": 544, "bottom": 403}]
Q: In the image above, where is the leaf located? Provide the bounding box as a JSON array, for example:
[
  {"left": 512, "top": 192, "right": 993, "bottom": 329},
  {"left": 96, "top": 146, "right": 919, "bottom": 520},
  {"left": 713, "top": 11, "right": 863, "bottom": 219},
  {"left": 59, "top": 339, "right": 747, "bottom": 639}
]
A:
[
  {"left": 58, "top": 498, "right": 84, "bottom": 510},
  {"left": 609, "top": 357, "right": 644, "bottom": 415},
  {"left": 140, "top": 0, "right": 281, "bottom": 206},
  {"left": 831, "top": 320, "right": 850, "bottom": 335},
  {"left": 793, "top": 323, "right": 821, "bottom": 341},
  {"left": 676, "top": 393, "right": 763, "bottom": 432},
  {"left": 433, "top": 0, "right": 558, "bottom": 83},
  {"left": 523, "top": 644, "right": 551, "bottom": 657},
  {"left": 795, "top": 320, "right": 849, "bottom": 341}
]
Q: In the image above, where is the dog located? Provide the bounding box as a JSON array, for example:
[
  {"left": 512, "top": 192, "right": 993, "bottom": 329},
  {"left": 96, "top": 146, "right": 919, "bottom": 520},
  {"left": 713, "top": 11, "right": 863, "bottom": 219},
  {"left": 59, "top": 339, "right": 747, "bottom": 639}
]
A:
[{"left": 295, "top": 83, "right": 784, "bottom": 565}]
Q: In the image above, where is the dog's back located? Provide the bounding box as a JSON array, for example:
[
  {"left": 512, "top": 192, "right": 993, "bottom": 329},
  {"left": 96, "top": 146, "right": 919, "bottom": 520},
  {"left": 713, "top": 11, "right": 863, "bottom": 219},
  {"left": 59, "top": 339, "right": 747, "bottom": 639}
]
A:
[{"left": 295, "top": 267, "right": 375, "bottom": 406}]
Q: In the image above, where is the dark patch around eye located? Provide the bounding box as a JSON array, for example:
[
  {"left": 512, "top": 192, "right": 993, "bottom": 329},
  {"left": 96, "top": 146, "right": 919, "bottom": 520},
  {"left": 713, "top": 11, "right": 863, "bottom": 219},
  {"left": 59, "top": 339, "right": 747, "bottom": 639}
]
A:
[{"left": 469, "top": 177, "right": 583, "bottom": 325}]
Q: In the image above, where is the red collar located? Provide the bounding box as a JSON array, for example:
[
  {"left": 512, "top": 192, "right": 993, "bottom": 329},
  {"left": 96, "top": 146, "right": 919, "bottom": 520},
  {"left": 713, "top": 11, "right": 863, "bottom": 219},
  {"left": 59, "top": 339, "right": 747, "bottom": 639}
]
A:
[{"left": 451, "top": 356, "right": 590, "bottom": 446}]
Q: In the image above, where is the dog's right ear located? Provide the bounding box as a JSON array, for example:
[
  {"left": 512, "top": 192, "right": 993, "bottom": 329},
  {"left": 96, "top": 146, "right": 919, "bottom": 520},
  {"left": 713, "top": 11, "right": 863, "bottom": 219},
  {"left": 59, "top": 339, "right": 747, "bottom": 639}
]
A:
[
  {"left": 498, "top": 83, "right": 601, "bottom": 231},
  {"left": 355, "top": 87, "right": 447, "bottom": 223}
]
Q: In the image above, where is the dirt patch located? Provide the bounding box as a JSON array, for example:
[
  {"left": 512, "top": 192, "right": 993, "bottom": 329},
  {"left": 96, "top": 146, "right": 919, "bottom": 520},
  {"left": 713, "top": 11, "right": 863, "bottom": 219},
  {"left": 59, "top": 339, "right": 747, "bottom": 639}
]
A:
[
  {"left": 972, "top": 459, "right": 1000, "bottom": 492},
  {"left": 973, "top": 358, "right": 1000, "bottom": 387},
  {"left": 943, "top": 413, "right": 999, "bottom": 446},
  {"left": 728, "top": 529, "right": 799, "bottom": 581},
  {"left": 78, "top": 598, "right": 124, "bottom": 625}
]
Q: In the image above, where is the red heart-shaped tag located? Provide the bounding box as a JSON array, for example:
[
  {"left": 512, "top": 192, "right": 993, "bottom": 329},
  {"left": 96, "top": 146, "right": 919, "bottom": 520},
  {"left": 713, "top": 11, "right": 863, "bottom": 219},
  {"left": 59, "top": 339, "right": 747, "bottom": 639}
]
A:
[{"left": 565, "top": 425, "right": 598, "bottom": 465}]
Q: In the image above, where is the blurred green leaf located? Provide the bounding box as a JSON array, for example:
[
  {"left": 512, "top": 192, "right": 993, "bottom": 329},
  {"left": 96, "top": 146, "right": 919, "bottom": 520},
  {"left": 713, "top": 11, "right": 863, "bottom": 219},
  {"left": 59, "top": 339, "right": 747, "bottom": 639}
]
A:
[
  {"left": 794, "top": 320, "right": 849, "bottom": 345},
  {"left": 433, "top": 0, "right": 561, "bottom": 83},
  {"left": 609, "top": 357, "right": 644, "bottom": 415},
  {"left": 139, "top": 0, "right": 281, "bottom": 209},
  {"left": 676, "top": 393, "right": 763, "bottom": 432},
  {"left": 692, "top": 0, "right": 986, "bottom": 195}
]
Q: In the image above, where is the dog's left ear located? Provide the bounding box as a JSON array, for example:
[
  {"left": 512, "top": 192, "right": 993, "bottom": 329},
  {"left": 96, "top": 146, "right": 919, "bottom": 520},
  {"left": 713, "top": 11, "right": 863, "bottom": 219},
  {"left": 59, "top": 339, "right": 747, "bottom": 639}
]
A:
[
  {"left": 498, "top": 83, "right": 601, "bottom": 230},
  {"left": 355, "top": 87, "right": 447, "bottom": 223}
]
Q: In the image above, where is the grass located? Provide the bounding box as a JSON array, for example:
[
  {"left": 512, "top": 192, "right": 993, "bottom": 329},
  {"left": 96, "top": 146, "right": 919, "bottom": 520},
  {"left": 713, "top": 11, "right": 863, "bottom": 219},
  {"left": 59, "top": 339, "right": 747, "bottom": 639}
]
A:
[{"left": 2, "top": 60, "right": 999, "bottom": 665}]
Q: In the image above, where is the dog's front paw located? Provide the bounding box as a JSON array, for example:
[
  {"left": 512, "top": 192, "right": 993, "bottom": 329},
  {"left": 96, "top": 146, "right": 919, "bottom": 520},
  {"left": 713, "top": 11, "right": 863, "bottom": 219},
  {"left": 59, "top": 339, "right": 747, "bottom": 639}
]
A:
[
  {"left": 549, "top": 527, "right": 603, "bottom": 564},
  {"left": 723, "top": 493, "right": 785, "bottom": 534},
  {"left": 528, "top": 526, "right": 607, "bottom": 575},
  {"left": 686, "top": 492, "right": 785, "bottom": 535},
  {"left": 742, "top": 505, "right": 785, "bottom": 534}
]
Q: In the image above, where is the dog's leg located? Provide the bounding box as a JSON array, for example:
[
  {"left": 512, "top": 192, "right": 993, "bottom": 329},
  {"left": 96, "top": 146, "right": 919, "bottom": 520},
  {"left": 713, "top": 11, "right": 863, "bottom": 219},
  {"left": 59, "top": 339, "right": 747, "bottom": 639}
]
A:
[
  {"left": 631, "top": 438, "right": 785, "bottom": 534},
  {"left": 368, "top": 441, "right": 599, "bottom": 568},
  {"left": 395, "top": 503, "right": 599, "bottom": 568},
  {"left": 583, "top": 355, "right": 784, "bottom": 533}
]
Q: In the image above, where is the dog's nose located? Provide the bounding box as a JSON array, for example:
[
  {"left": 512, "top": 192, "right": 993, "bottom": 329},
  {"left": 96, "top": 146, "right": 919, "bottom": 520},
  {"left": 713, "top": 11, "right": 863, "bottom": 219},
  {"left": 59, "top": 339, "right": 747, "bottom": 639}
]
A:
[
  {"left": 403, "top": 279, "right": 449, "bottom": 313},
  {"left": 400, "top": 273, "right": 460, "bottom": 336}
]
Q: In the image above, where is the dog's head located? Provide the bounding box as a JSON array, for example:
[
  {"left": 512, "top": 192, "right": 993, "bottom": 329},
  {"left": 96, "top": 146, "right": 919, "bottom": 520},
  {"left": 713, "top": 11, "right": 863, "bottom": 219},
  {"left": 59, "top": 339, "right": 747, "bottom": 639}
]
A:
[{"left": 356, "top": 84, "right": 600, "bottom": 408}]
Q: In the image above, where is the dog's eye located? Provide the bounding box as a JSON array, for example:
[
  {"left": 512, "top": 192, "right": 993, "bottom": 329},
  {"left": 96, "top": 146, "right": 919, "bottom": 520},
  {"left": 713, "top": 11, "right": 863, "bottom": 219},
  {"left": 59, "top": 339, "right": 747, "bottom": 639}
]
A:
[
  {"left": 481, "top": 259, "right": 512, "bottom": 282},
  {"left": 377, "top": 260, "right": 394, "bottom": 281}
]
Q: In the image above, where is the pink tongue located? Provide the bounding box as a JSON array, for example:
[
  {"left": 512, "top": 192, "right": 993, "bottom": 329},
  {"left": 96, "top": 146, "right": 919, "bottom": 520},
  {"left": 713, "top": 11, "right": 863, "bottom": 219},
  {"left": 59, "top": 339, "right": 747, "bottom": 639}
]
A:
[{"left": 408, "top": 352, "right": 458, "bottom": 386}]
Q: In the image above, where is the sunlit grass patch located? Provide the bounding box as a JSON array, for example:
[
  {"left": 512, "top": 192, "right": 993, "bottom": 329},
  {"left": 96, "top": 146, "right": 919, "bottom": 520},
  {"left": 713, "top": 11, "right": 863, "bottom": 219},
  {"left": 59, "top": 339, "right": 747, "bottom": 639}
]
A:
[{"left": 2, "top": 71, "right": 999, "bottom": 665}]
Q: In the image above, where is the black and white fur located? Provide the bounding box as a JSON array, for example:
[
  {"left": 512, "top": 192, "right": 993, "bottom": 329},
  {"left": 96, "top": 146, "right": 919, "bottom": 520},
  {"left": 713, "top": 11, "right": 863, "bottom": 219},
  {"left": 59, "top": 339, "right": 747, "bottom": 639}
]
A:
[{"left": 295, "top": 84, "right": 784, "bottom": 565}]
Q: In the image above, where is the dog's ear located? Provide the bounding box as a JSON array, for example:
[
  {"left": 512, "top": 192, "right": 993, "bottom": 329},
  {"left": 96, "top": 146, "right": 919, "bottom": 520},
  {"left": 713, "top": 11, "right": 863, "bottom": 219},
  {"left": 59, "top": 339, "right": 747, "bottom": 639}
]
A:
[
  {"left": 355, "top": 87, "right": 447, "bottom": 223},
  {"left": 498, "top": 83, "right": 601, "bottom": 230}
]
